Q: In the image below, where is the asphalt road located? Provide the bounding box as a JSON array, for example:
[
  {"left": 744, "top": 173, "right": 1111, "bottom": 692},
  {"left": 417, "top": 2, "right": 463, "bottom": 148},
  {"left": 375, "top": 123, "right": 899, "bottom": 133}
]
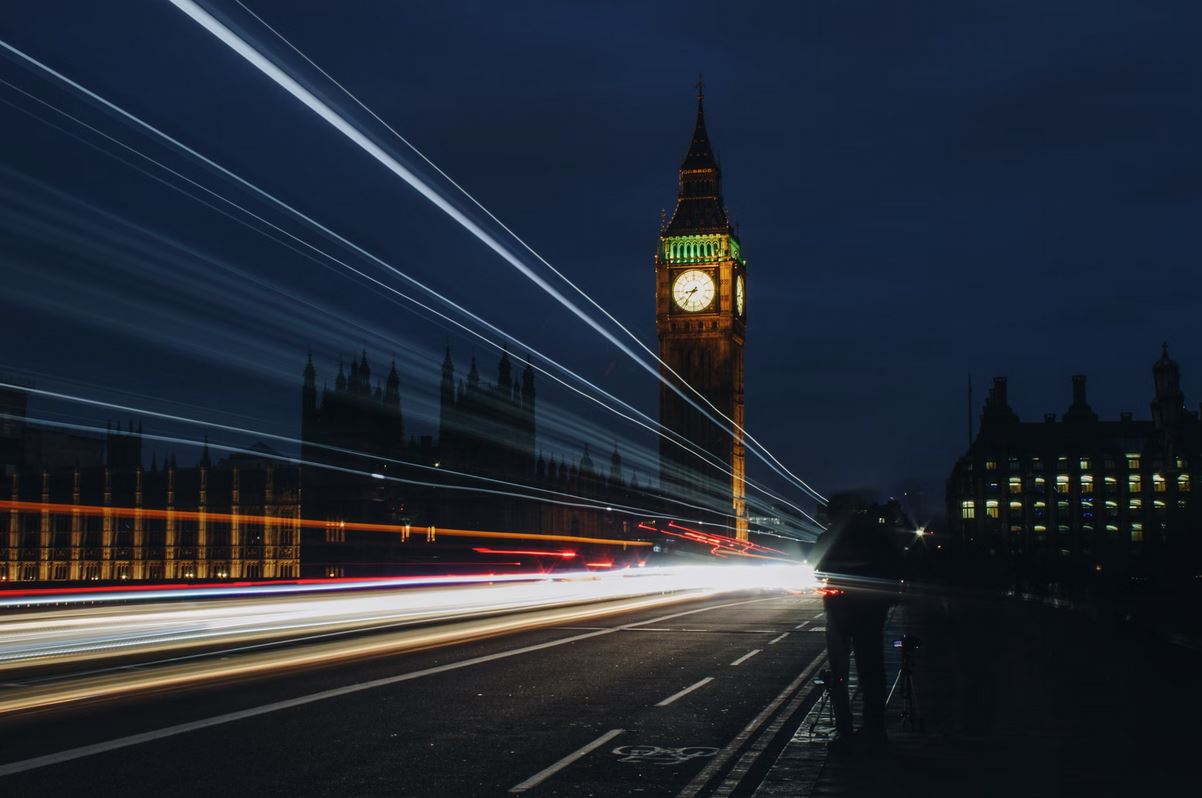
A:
[{"left": 0, "top": 592, "right": 826, "bottom": 797}]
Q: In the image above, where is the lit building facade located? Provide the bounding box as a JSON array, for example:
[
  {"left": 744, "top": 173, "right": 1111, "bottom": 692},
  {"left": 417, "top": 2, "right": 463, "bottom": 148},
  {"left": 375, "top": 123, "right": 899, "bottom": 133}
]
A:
[
  {"left": 2, "top": 425, "right": 301, "bottom": 582},
  {"left": 946, "top": 346, "right": 1202, "bottom": 585},
  {"left": 655, "top": 89, "right": 749, "bottom": 540}
]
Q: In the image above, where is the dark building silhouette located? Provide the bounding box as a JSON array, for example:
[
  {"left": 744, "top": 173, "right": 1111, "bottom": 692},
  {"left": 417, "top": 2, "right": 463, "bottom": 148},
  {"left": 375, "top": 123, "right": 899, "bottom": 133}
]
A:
[
  {"left": 655, "top": 89, "right": 749, "bottom": 539},
  {"left": 1, "top": 384, "right": 105, "bottom": 471},
  {"left": 946, "top": 346, "right": 1202, "bottom": 588},
  {"left": 298, "top": 348, "right": 645, "bottom": 577}
]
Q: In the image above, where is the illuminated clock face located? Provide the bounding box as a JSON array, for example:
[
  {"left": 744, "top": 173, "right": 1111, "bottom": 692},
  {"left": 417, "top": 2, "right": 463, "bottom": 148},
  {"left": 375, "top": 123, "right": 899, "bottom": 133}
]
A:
[
  {"left": 736, "top": 274, "right": 745, "bottom": 316},
  {"left": 672, "top": 269, "right": 716, "bottom": 312}
]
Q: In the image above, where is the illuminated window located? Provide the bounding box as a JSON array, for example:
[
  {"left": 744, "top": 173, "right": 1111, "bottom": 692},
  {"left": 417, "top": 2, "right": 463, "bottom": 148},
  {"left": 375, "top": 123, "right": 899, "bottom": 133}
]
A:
[
  {"left": 1179, "top": 474, "right": 1191, "bottom": 492},
  {"left": 1079, "top": 457, "right": 1091, "bottom": 470},
  {"left": 1131, "top": 523, "right": 1144, "bottom": 543},
  {"left": 1034, "top": 476, "right": 1046, "bottom": 489},
  {"left": 986, "top": 459, "right": 997, "bottom": 471},
  {"left": 1129, "top": 475, "right": 1142, "bottom": 493},
  {"left": 1126, "top": 454, "right": 1140, "bottom": 470},
  {"left": 1055, "top": 475, "right": 1070, "bottom": 494},
  {"left": 1104, "top": 476, "right": 1117, "bottom": 486},
  {"left": 1034, "top": 525, "right": 1047, "bottom": 533},
  {"left": 985, "top": 499, "right": 999, "bottom": 519},
  {"left": 1105, "top": 524, "right": 1118, "bottom": 533},
  {"left": 1031, "top": 457, "right": 1043, "bottom": 470},
  {"left": 1153, "top": 499, "right": 1166, "bottom": 511},
  {"left": 1105, "top": 500, "right": 1118, "bottom": 518},
  {"left": 1080, "top": 475, "right": 1093, "bottom": 494},
  {"left": 1153, "top": 474, "right": 1166, "bottom": 493},
  {"left": 961, "top": 500, "right": 975, "bottom": 519},
  {"left": 1129, "top": 497, "right": 1142, "bottom": 511},
  {"left": 1009, "top": 477, "right": 1022, "bottom": 494},
  {"left": 1009, "top": 500, "right": 1023, "bottom": 511},
  {"left": 1057, "top": 500, "right": 1069, "bottom": 513}
]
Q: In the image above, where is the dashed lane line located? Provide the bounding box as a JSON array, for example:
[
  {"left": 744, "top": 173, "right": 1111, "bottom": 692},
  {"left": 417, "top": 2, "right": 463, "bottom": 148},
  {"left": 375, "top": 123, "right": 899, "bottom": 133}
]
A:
[
  {"left": 768, "top": 632, "right": 789, "bottom": 645},
  {"left": 729, "top": 649, "right": 762, "bottom": 667},
  {"left": 655, "top": 677, "right": 715, "bottom": 707},
  {"left": 0, "top": 596, "right": 777, "bottom": 778},
  {"left": 509, "top": 728, "right": 625, "bottom": 793}
]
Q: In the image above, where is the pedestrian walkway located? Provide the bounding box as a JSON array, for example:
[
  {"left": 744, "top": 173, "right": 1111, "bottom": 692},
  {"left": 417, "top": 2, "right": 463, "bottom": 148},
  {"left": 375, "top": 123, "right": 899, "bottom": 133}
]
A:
[{"left": 750, "top": 592, "right": 1202, "bottom": 797}]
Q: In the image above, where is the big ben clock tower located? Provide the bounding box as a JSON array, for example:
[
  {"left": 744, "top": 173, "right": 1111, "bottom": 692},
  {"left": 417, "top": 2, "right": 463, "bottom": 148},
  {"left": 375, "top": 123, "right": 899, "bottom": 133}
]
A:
[{"left": 656, "top": 87, "right": 748, "bottom": 540}]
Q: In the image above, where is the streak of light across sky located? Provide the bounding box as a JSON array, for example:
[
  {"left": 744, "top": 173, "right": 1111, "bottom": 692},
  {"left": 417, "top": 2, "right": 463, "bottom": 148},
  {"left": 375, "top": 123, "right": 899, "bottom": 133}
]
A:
[
  {"left": 221, "top": 0, "right": 823, "bottom": 506},
  {"left": 162, "top": 0, "right": 826, "bottom": 507},
  {"left": 0, "top": 54, "right": 823, "bottom": 532}
]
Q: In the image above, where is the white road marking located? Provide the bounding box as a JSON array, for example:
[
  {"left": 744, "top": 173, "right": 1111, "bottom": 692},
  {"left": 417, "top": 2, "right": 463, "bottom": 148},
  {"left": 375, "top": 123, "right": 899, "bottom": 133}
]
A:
[
  {"left": 676, "top": 651, "right": 828, "bottom": 798},
  {"left": 810, "top": 626, "right": 826, "bottom": 632},
  {"left": 814, "top": 612, "right": 825, "bottom": 619},
  {"left": 729, "top": 649, "right": 761, "bottom": 667},
  {"left": 509, "top": 728, "right": 625, "bottom": 793},
  {"left": 768, "top": 632, "right": 789, "bottom": 645},
  {"left": 0, "top": 596, "right": 775, "bottom": 778},
  {"left": 794, "top": 621, "right": 810, "bottom": 630},
  {"left": 655, "top": 677, "right": 715, "bottom": 707}
]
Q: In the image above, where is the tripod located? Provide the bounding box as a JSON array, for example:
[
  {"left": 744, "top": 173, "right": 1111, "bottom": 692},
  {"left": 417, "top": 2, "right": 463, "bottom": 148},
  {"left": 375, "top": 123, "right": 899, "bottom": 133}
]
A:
[
  {"left": 809, "top": 669, "right": 838, "bottom": 738},
  {"left": 888, "top": 636, "right": 923, "bottom": 732}
]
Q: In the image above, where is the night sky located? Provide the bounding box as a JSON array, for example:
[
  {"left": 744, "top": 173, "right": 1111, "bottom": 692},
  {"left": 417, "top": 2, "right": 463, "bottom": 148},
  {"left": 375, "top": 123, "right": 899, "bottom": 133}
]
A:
[{"left": 2, "top": 1, "right": 1200, "bottom": 523}]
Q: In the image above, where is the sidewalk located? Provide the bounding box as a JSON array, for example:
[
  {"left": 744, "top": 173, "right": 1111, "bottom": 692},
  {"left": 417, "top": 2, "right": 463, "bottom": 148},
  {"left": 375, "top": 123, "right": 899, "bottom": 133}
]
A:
[{"left": 752, "top": 592, "right": 1202, "bottom": 797}]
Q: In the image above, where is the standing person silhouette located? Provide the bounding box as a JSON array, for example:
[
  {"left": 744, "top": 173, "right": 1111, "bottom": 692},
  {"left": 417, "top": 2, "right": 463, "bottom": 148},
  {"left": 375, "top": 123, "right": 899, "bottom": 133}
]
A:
[{"left": 812, "top": 509, "right": 902, "bottom": 749}]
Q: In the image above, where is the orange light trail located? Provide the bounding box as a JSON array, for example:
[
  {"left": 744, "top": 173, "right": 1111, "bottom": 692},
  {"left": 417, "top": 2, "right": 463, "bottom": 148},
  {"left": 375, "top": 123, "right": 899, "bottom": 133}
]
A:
[
  {"left": 472, "top": 548, "right": 577, "bottom": 558},
  {"left": 0, "top": 500, "right": 650, "bottom": 548}
]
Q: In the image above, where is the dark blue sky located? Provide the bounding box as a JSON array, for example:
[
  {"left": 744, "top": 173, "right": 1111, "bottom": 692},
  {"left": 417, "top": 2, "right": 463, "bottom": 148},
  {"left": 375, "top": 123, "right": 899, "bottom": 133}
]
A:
[{"left": 1, "top": 0, "right": 1200, "bottom": 517}]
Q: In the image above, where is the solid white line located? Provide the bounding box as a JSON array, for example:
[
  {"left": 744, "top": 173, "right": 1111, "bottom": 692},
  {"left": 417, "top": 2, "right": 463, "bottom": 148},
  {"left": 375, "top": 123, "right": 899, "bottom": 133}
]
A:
[
  {"left": 810, "top": 626, "right": 826, "bottom": 632},
  {"left": 508, "top": 728, "right": 624, "bottom": 793},
  {"left": 677, "top": 651, "right": 827, "bottom": 798},
  {"left": 655, "top": 677, "right": 714, "bottom": 707},
  {"left": 769, "top": 632, "right": 789, "bottom": 645},
  {"left": 0, "top": 596, "right": 775, "bottom": 777},
  {"left": 729, "top": 649, "right": 761, "bottom": 667}
]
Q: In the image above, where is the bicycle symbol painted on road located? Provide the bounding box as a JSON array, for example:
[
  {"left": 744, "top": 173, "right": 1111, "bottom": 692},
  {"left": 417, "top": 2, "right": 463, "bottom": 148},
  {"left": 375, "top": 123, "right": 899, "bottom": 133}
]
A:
[{"left": 612, "top": 745, "right": 719, "bottom": 766}]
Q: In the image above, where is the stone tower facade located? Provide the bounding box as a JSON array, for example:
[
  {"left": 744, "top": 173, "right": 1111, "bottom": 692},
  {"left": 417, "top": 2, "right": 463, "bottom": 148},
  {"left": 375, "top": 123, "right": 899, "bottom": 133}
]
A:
[{"left": 655, "top": 89, "right": 748, "bottom": 540}]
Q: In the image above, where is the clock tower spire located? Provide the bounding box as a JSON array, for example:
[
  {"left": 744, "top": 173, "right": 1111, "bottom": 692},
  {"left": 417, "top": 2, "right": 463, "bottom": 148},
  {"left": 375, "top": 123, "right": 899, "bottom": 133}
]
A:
[{"left": 656, "top": 88, "right": 748, "bottom": 540}]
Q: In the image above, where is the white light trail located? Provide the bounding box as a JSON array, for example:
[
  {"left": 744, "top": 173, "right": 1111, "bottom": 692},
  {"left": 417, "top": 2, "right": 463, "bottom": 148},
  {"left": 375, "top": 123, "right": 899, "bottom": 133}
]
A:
[
  {"left": 0, "top": 34, "right": 821, "bottom": 531},
  {"left": 232, "top": 0, "right": 826, "bottom": 508},
  {"left": 0, "top": 64, "right": 785, "bottom": 528},
  {"left": 165, "top": 0, "right": 827, "bottom": 506},
  {"left": 0, "top": 564, "right": 817, "bottom": 714}
]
